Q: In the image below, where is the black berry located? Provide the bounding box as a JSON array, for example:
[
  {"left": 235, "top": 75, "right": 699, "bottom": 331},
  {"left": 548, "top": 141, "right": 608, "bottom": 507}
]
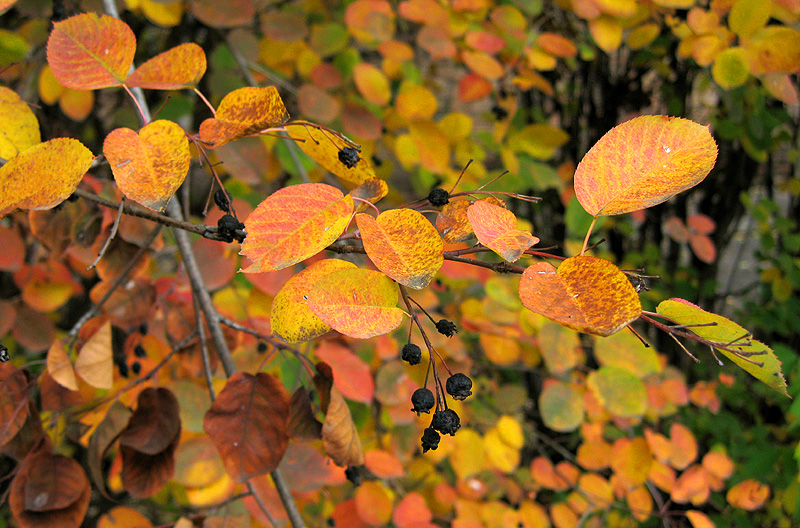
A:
[
  {"left": 214, "top": 189, "right": 231, "bottom": 213},
  {"left": 431, "top": 409, "right": 460, "bottom": 436},
  {"left": 411, "top": 388, "right": 435, "bottom": 415},
  {"left": 421, "top": 427, "right": 440, "bottom": 453},
  {"left": 134, "top": 344, "right": 147, "bottom": 358},
  {"left": 401, "top": 343, "right": 422, "bottom": 365},
  {"left": 427, "top": 188, "right": 450, "bottom": 206},
  {"left": 118, "top": 362, "right": 129, "bottom": 378},
  {"left": 435, "top": 319, "right": 458, "bottom": 337},
  {"left": 257, "top": 341, "right": 268, "bottom": 353},
  {"left": 131, "top": 361, "right": 141, "bottom": 375},
  {"left": 338, "top": 147, "right": 360, "bottom": 168},
  {"left": 490, "top": 105, "right": 509, "bottom": 120},
  {"left": 138, "top": 322, "right": 148, "bottom": 335},
  {"left": 217, "top": 214, "right": 245, "bottom": 243},
  {"left": 0, "top": 345, "right": 9, "bottom": 363},
  {"left": 344, "top": 465, "right": 362, "bottom": 486},
  {"left": 446, "top": 373, "right": 472, "bottom": 401}
]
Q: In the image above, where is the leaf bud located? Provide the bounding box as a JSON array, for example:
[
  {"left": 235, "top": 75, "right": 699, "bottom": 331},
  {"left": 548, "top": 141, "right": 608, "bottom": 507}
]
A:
[
  {"left": 446, "top": 373, "right": 473, "bottom": 401},
  {"left": 401, "top": 343, "right": 422, "bottom": 365}
]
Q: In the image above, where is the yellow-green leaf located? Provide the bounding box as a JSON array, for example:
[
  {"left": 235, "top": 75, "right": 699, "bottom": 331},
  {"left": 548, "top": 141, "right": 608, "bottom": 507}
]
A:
[
  {"left": 587, "top": 366, "right": 647, "bottom": 418},
  {"left": 540, "top": 382, "right": 585, "bottom": 432},
  {"left": 656, "top": 298, "right": 788, "bottom": 396},
  {"left": 574, "top": 116, "right": 717, "bottom": 216}
]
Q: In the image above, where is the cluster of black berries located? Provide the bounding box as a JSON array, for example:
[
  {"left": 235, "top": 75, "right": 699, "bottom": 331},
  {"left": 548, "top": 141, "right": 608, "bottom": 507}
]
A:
[{"left": 409, "top": 373, "right": 473, "bottom": 453}]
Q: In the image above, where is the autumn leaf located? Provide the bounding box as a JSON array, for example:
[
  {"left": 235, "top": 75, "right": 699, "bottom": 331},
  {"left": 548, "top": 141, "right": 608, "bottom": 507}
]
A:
[
  {"left": 727, "top": 479, "right": 770, "bottom": 510},
  {"left": 46, "top": 13, "right": 135, "bottom": 90},
  {"left": 436, "top": 199, "right": 474, "bottom": 243},
  {"left": 126, "top": 43, "right": 207, "bottom": 89},
  {"left": 198, "top": 86, "right": 289, "bottom": 148},
  {"left": 285, "top": 121, "right": 378, "bottom": 184},
  {"left": 74, "top": 320, "right": 113, "bottom": 389},
  {"left": 539, "top": 381, "right": 584, "bottom": 432},
  {"left": 350, "top": 178, "right": 388, "bottom": 212},
  {"left": 240, "top": 183, "right": 354, "bottom": 273},
  {"left": 314, "top": 340, "right": 375, "bottom": 403},
  {"left": 203, "top": 372, "right": 290, "bottom": 482},
  {"left": 87, "top": 401, "right": 132, "bottom": 497},
  {"left": 467, "top": 199, "right": 538, "bottom": 262},
  {"left": 656, "top": 298, "right": 788, "bottom": 396},
  {"left": 587, "top": 366, "right": 647, "bottom": 418},
  {"left": 46, "top": 340, "right": 78, "bottom": 392},
  {"left": 518, "top": 256, "right": 642, "bottom": 337},
  {"left": 119, "top": 388, "right": 181, "bottom": 456},
  {"left": 0, "top": 87, "right": 40, "bottom": 160},
  {"left": 104, "top": 120, "right": 191, "bottom": 211},
  {"left": 574, "top": 116, "right": 718, "bottom": 216},
  {"left": 314, "top": 362, "right": 365, "bottom": 467},
  {"left": 356, "top": 209, "right": 443, "bottom": 289},
  {"left": 0, "top": 138, "right": 93, "bottom": 218},
  {"left": 307, "top": 267, "right": 404, "bottom": 339},
  {"left": 271, "top": 259, "right": 356, "bottom": 343},
  {"left": 0, "top": 362, "right": 29, "bottom": 445},
  {"left": 120, "top": 436, "right": 178, "bottom": 498}
]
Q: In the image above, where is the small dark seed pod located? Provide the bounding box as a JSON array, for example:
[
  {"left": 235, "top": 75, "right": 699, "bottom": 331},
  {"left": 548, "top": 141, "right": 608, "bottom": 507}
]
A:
[
  {"left": 338, "top": 147, "right": 360, "bottom": 168},
  {"left": 257, "top": 341, "right": 268, "bottom": 353},
  {"left": 427, "top": 188, "right": 450, "bottom": 206},
  {"left": 214, "top": 189, "right": 231, "bottom": 212},
  {"left": 421, "top": 427, "right": 441, "bottom": 453},
  {"left": 131, "top": 361, "right": 142, "bottom": 375},
  {"left": 401, "top": 343, "right": 422, "bottom": 365},
  {"left": 431, "top": 408, "right": 461, "bottom": 436},
  {"left": 411, "top": 388, "right": 435, "bottom": 415},
  {"left": 344, "top": 465, "right": 362, "bottom": 486},
  {"left": 446, "top": 373, "right": 473, "bottom": 401},
  {"left": 217, "top": 214, "right": 246, "bottom": 243},
  {"left": 435, "top": 318, "right": 458, "bottom": 337}
]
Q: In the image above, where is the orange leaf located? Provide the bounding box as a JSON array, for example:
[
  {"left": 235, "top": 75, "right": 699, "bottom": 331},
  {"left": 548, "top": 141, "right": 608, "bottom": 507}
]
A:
[
  {"left": 436, "top": 199, "right": 474, "bottom": 243},
  {"left": 74, "top": 320, "right": 113, "bottom": 389},
  {"left": 689, "top": 234, "right": 716, "bottom": 263},
  {"left": 314, "top": 362, "right": 365, "bottom": 467},
  {"left": 352, "top": 63, "right": 391, "bottom": 105},
  {"left": 365, "top": 449, "right": 405, "bottom": 479},
  {"left": 536, "top": 33, "right": 577, "bottom": 58},
  {"left": 626, "top": 485, "right": 653, "bottom": 522},
  {"left": 350, "top": 178, "right": 388, "bottom": 211},
  {"left": 198, "top": 86, "right": 289, "bottom": 148},
  {"left": 727, "top": 479, "right": 770, "bottom": 510},
  {"left": 46, "top": 13, "right": 135, "bottom": 89},
  {"left": 467, "top": 200, "right": 538, "bottom": 262},
  {"left": 203, "top": 372, "right": 290, "bottom": 482},
  {"left": 702, "top": 451, "right": 734, "bottom": 480},
  {"left": 0, "top": 87, "right": 40, "bottom": 160},
  {"left": 104, "top": 120, "right": 190, "bottom": 211},
  {"left": 610, "top": 437, "right": 652, "bottom": 488},
  {"left": 518, "top": 256, "right": 642, "bottom": 337},
  {"left": 0, "top": 362, "right": 29, "bottom": 445},
  {"left": 668, "top": 423, "right": 698, "bottom": 470},
  {"left": 284, "top": 122, "right": 378, "bottom": 184},
  {"left": 574, "top": 116, "right": 717, "bottom": 216},
  {"left": 686, "top": 510, "right": 716, "bottom": 528},
  {"left": 314, "top": 340, "right": 375, "bottom": 403},
  {"left": 126, "top": 43, "right": 206, "bottom": 89},
  {"left": 271, "top": 259, "right": 356, "bottom": 343},
  {"left": 356, "top": 209, "right": 443, "bottom": 289},
  {"left": 97, "top": 507, "right": 154, "bottom": 528},
  {"left": 46, "top": 340, "right": 78, "bottom": 391},
  {"left": 458, "top": 73, "right": 493, "bottom": 102},
  {"left": 355, "top": 481, "right": 394, "bottom": 526},
  {"left": 307, "top": 267, "right": 404, "bottom": 339},
  {"left": 240, "top": 183, "right": 353, "bottom": 273},
  {"left": 393, "top": 492, "right": 432, "bottom": 527},
  {"left": 0, "top": 138, "right": 93, "bottom": 218}
]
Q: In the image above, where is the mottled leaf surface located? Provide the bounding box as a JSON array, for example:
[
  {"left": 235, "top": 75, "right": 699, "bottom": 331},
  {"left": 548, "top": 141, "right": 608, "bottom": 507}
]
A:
[
  {"left": 285, "top": 121, "right": 377, "bottom": 184},
  {"left": 126, "top": 43, "right": 206, "bottom": 89},
  {"left": 467, "top": 199, "right": 538, "bottom": 262},
  {"left": 575, "top": 116, "right": 717, "bottom": 216},
  {"left": 104, "top": 120, "right": 190, "bottom": 211},
  {"left": 519, "top": 256, "right": 642, "bottom": 336},
  {"left": 199, "top": 86, "right": 289, "bottom": 148},
  {"left": 0, "top": 87, "right": 40, "bottom": 160},
  {"left": 241, "top": 183, "right": 353, "bottom": 273},
  {"left": 356, "top": 209, "right": 443, "bottom": 289}
]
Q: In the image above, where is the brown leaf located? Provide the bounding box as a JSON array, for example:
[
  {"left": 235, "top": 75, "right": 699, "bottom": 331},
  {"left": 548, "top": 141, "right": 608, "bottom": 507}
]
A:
[
  {"left": 38, "top": 372, "right": 83, "bottom": 412},
  {"left": 313, "top": 362, "right": 364, "bottom": 467},
  {"left": 88, "top": 401, "right": 132, "bottom": 497},
  {"left": 0, "top": 402, "right": 44, "bottom": 461},
  {"left": 89, "top": 278, "right": 156, "bottom": 330},
  {"left": 9, "top": 449, "right": 91, "bottom": 528},
  {"left": 120, "top": 438, "right": 178, "bottom": 498},
  {"left": 119, "top": 388, "right": 181, "bottom": 455},
  {"left": 203, "top": 372, "right": 290, "bottom": 482},
  {"left": 288, "top": 387, "right": 322, "bottom": 440},
  {"left": 1, "top": 362, "right": 30, "bottom": 446},
  {"left": 46, "top": 340, "right": 78, "bottom": 392},
  {"left": 74, "top": 320, "right": 113, "bottom": 389}
]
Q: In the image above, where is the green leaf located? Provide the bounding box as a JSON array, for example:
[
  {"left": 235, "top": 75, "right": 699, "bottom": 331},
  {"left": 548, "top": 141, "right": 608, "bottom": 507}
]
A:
[{"left": 657, "top": 298, "right": 789, "bottom": 397}]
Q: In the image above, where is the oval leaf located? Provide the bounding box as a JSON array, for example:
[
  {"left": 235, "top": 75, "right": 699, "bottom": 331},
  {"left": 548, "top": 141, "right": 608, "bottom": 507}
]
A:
[
  {"left": 356, "top": 209, "right": 443, "bottom": 289},
  {"left": 574, "top": 116, "right": 718, "bottom": 216},
  {"left": 519, "top": 256, "right": 642, "bottom": 337},
  {"left": 539, "top": 382, "right": 585, "bottom": 432},
  {"left": 198, "top": 86, "right": 289, "bottom": 148},
  {"left": 467, "top": 199, "right": 538, "bottom": 262},
  {"left": 0, "top": 138, "right": 93, "bottom": 218},
  {"left": 240, "top": 183, "right": 354, "bottom": 273},
  {"left": 0, "top": 87, "right": 40, "bottom": 160},
  {"left": 0, "top": 362, "right": 29, "bottom": 445},
  {"left": 24, "top": 450, "right": 89, "bottom": 511},
  {"left": 87, "top": 401, "right": 133, "bottom": 497},
  {"left": 46, "top": 340, "right": 78, "bottom": 391},
  {"left": 126, "top": 43, "right": 206, "bottom": 89},
  {"left": 203, "top": 372, "right": 290, "bottom": 482},
  {"left": 271, "top": 259, "right": 356, "bottom": 343},
  {"left": 285, "top": 121, "right": 378, "bottom": 184},
  {"left": 308, "top": 268, "right": 404, "bottom": 339},
  {"left": 313, "top": 362, "right": 365, "bottom": 467},
  {"left": 587, "top": 366, "right": 647, "bottom": 418},
  {"left": 656, "top": 298, "right": 788, "bottom": 396},
  {"left": 74, "top": 320, "right": 113, "bottom": 389},
  {"left": 119, "top": 388, "right": 181, "bottom": 456},
  {"left": 104, "top": 120, "right": 191, "bottom": 211},
  {"left": 46, "top": 13, "right": 135, "bottom": 89}
]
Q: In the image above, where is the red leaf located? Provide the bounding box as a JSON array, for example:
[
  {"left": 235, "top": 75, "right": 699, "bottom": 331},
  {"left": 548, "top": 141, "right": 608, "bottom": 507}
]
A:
[{"left": 314, "top": 340, "right": 375, "bottom": 403}]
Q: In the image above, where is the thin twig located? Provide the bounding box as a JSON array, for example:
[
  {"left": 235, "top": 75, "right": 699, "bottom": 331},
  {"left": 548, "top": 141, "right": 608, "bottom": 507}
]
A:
[
  {"left": 88, "top": 197, "right": 125, "bottom": 270},
  {"left": 193, "top": 296, "right": 216, "bottom": 401}
]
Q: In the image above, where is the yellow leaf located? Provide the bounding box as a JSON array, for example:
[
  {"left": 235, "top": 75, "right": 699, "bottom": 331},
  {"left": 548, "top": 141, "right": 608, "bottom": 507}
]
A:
[
  {"left": 199, "top": 86, "right": 289, "bottom": 148},
  {"left": 395, "top": 85, "right": 438, "bottom": 120},
  {"left": 728, "top": 0, "right": 772, "bottom": 40},
  {"left": 712, "top": 47, "right": 751, "bottom": 89},
  {"left": 75, "top": 320, "right": 113, "bottom": 389},
  {"left": 589, "top": 16, "right": 623, "bottom": 53},
  {"left": 285, "top": 121, "right": 378, "bottom": 184},
  {"left": 0, "top": 86, "right": 40, "bottom": 159},
  {"left": 484, "top": 428, "right": 520, "bottom": 473}
]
